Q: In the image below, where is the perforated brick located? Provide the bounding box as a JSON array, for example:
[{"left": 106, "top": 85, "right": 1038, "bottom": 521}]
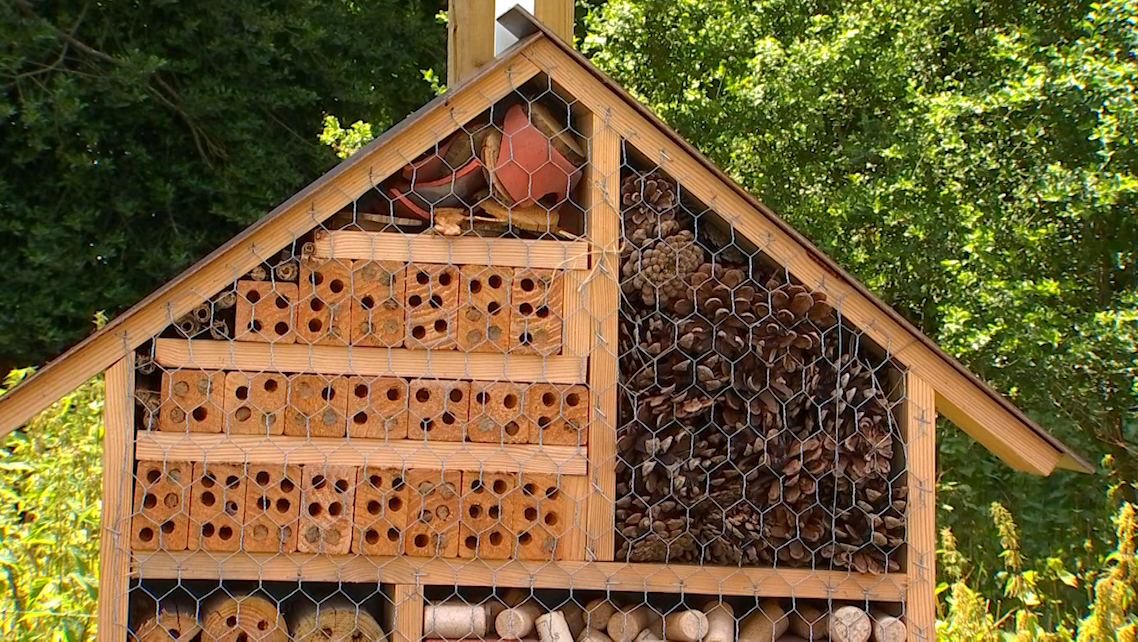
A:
[
  {"left": 132, "top": 460, "right": 192, "bottom": 551},
  {"left": 235, "top": 280, "right": 298, "bottom": 343},
  {"left": 351, "top": 467, "right": 409, "bottom": 555},
  {"left": 468, "top": 382, "right": 529, "bottom": 444},
  {"left": 298, "top": 465, "right": 356, "bottom": 555},
  {"left": 284, "top": 375, "right": 348, "bottom": 438},
  {"left": 405, "top": 264, "right": 461, "bottom": 350},
  {"left": 189, "top": 462, "right": 246, "bottom": 551},
  {"left": 351, "top": 260, "right": 406, "bottom": 347},
  {"left": 459, "top": 471, "right": 516, "bottom": 559},
  {"left": 346, "top": 376, "right": 409, "bottom": 440},
  {"left": 404, "top": 469, "right": 460, "bottom": 558},
  {"left": 223, "top": 372, "right": 287, "bottom": 435},
  {"left": 510, "top": 268, "right": 563, "bottom": 355},
  {"left": 297, "top": 259, "right": 353, "bottom": 345},
  {"left": 457, "top": 265, "right": 513, "bottom": 352},
  {"left": 510, "top": 473, "right": 572, "bottom": 560},
  {"left": 407, "top": 379, "right": 470, "bottom": 442},
  {"left": 158, "top": 369, "right": 225, "bottom": 433},
  {"left": 525, "top": 383, "right": 589, "bottom": 446},
  {"left": 242, "top": 464, "right": 301, "bottom": 553}
]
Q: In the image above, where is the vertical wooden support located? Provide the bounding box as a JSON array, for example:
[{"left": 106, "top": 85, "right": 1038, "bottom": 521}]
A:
[
  {"left": 562, "top": 270, "right": 592, "bottom": 358},
  {"left": 535, "top": 0, "right": 574, "bottom": 43},
  {"left": 387, "top": 584, "right": 425, "bottom": 642},
  {"left": 906, "top": 372, "right": 936, "bottom": 642},
  {"left": 583, "top": 111, "right": 620, "bottom": 561},
  {"left": 98, "top": 357, "right": 134, "bottom": 641},
  {"left": 448, "top": 0, "right": 497, "bottom": 87}
]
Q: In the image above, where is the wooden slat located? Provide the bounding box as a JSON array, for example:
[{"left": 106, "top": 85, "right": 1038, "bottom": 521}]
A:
[
  {"left": 134, "top": 551, "right": 906, "bottom": 600},
  {"left": 135, "top": 433, "right": 587, "bottom": 475},
  {"left": 153, "top": 339, "right": 587, "bottom": 384},
  {"left": 0, "top": 38, "right": 544, "bottom": 442},
  {"left": 561, "top": 270, "right": 592, "bottom": 358},
  {"left": 312, "top": 230, "right": 590, "bottom": 270},
  {"left": 582, "top": 112, "right": 620, "bottom": 560},
  {"left": 534, "top": 0, "right": 574, "bottom": 43},
  {"left": 906, "top": 373, "right": 936, "bottom": 642},
  {"left": 521, "top": 38, "right": 1069, "bottom": 476},
  {"left": 386, "top": 584, "right": 424, "bottom": 642},
  {"left": 448, "top": 0, "right": 496, "bottom": 86},
  {"left": 98, "top": 357, "right": 134, "bottom": 642}
]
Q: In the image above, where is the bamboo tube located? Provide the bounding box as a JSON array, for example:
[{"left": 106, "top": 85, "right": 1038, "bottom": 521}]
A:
[
  {"left": 562, "top": 601, "right": 586, "bottom": 638},
  {"left": 663, "top": 610, "right": 709, "bottom": 642},
  {"left": 702, "top": 601, "right": 734, "bottom": 642},
  {"left": 871, "top": 611, "right": 906, "bottom": 642},
  {"left": 498, "top": 600, "right": 544, "bottom": 638},
  {"left": 738, "top": 600, "right": 787, "bottom": 642},
  {"left": 584, "top": 599, "right": 618, "bottom": 632},
  {"left": 290, "top": 597, "right": 384, "bottom": 642},
  {"left": 607, "top": 606, "right": 660, "bottom": 642},
  {"left": 579, "top": 629, "right": 616, "bottom": 642},
  {"left": 248, "top": 265, "right": 268, "bottom": 281},
  {"left": 828, "top": 607, "right": 872, "bottom": 642},
  {"left": 135, "top": 600, "right": 200, "bottom": 642},
  {"left": 424, "top": 601, "right": 491, "bottom": 638},
  {"left": 201, "top": 593, "right": 287, "bottom": 642},
  {"left": 208, "top": 320, "right": 230, "bottom": 340},
  {"left": 275, "top": 261, "right": 300, "bottom": 282},
  {"left": 538, "top": 611, "right": 576, "bottom": 642},
  {"left": 215, "top": 291, "right": 238, "bottom": 310},
  {"left": 788, "top": 604, "right": 828, "bottom": 641}
]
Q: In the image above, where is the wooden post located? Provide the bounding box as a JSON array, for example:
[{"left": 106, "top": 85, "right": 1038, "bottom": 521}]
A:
[
  {"left": 906, "top": 372, "right": 936, "bottom": 642},
  {"left": 448, "top": 0, "right": 496, "bottom": 87},
  {"left": 535, "top": 0, "right": 574, "bottom": 43},
  {"left": 98, "top": 357, "right": 134, "bottom": 642},
  {"left": 387, "top": 584, "right": 425, "bottom": 642}
]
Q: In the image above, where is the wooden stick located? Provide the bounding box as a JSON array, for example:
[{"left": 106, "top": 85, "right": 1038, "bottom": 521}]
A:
[
  {"left": 424, "top": 602, "right": 491, "bottom": 638},
  {"left": 870, "top": 611, "right": 906, "bottom": 642},
  {"left": 607, "top": 606, "right": 660, "bottom": 642},
  {"left": 828, "top": 606, "right": 872, "bottom": 642},
  {"left": 664, "top": 610, "right": 709, "bottom": 642},
  {"left": 584, "top": 599, "right": 618, "bottom": 631},
  {"left": 498, "top": 600, "right": 544, "bottom": 638},
  {"left": 201, "top": 593, "right": 287, "bottom": 642},
  {"left": 702, "top": 601, "right": 734, "bottom": 642},
  {"left": 738, "top": 600, "right": 787, "bottom": 642},
  {"left": 538, "top": 611, "right": 576, "bottom": 642},
  {"left": 290, "top": 597, "right": 384, "bottom": 642},
  {"left": 788, "top": 604, "right": 828, "bottom": 641}
]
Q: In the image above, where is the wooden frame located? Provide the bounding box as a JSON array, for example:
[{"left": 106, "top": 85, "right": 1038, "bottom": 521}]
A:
[
  {"left": 387, "top": 584, "right": 425, "bottom": 642},
  {"left": 312, "top": 230, "right": 590, "bottom": 270},
  {"left": 97, "top": 357, "right": 134, "bottom": 642},
  {"left": 906, "top": 373, "right": 936, "bottom": 642}
]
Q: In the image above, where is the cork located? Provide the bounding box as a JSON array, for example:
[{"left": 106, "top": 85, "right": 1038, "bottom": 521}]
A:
[
  {"left": 510, "top": 268, "right": 563, "bottom": 355},
  {"left": 459, "top": 471, "right": 516, "bottom": 559},
  {"left": 425, "top": 602, "right": 492, "bottom": 638},
  {"left": 607, "top": 606, "right": 659, "bottom": 642},
  {"left": 511, "top": 473, "right": 570, "bottom": 560},
  {"left": 829, "top": 606, "right": 871, "bottom": 642},
  {"left": 131, "top": 460, "right": 192, "bottom": 551},
  {"left": 346, "top": 376, "right": 409, "bottom": 440},
  {"left": 497, "top": 601, "right": 544, "bottom": 639},
  {"left": 635, "top": 628, "right": 663, "bottom": 642},
  {"left": 297, "top": 464, "right": 356, "bottom": 554},
  {"left": 285, "top": 374, "right": 348, "bottom": 438},
  {"left": 201, "top": 592, "right": 287, "bottom": 642},
  {"left": 525, "top": 383, "right": 589, "bottom": 446},
  {"left": 537, "top": 611, "right": 575, "bottom": 642},
  {"left": 584, "top": 600, "right": 618, "bottom": 632},
  {"left": 351, "top": 467, "right": 409, "bottom": 556},
  {"left": 235, "top": 280, "right": 298, "bottom": 343},
  {"left": 871, "top": 611, "right": 906, "bottom": 642},
  {"left": 158, "top": 369, "right": 225, "bottom": 433},
  {"left": 663, "top": 610, "right": 709, "bottom": 642},
  {"left": 468, "top": 381, "right": 530, "bottom": 443},
  {"left": 403, "top": 469, "right": 461, "bottom": 557},
  {"left": 579, "top": 631, "right": 616, "bottom": 642},
  {"left": 405, "top": 264, "right": 461, "bottom": 350},
  {"left": 407, "top": 379, "right": 470, "bottom": 442},
  {"left": 702, "top": 601, "right": 735, "bottom": 642},
  {"left": 788, "top": 604, "right": 828, "bottom": 641},
  {"left": 296, "top": 258, "right": 352, "bottom": 345},
  {"left": 224, "top": 371, "right": 287, "bottom": 435},
  {"left": 243, "top": 463, "right": 301, "bottom": 553},
  {"left": 189, "top": 462, "right": 246, "bottom": 551},
  {"left": 457, "top": 265, "right": 513, "bottom": 352},
  {"left": 739, "top": 601, "right": 788, "bottom": 642},
  {"left": 350, "top": 260, "right": 406, "bottom": 347}
]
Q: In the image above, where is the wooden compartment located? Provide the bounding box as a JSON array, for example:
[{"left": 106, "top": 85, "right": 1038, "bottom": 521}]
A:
[
  {"left": 223, "top": 371, "right": 287, "bottom": 435},
  {"left": 468, "top": 381, "right": 529, "bottom": 443},
  {"left": 347, "top": 376, "right": 409, "bottom": 440},
  {"left": 298, "top": 464, "right": 356, "bottom": 555},
  {"left": 158, "top": 369, "right": 225, "bottom": 433},
  {"left": 510, "top": 473, "right": 573, "bottom": 560},
  {"left": 510, "top": 269, "right": 564, "bottom": 355},
  {"left": 235, "top": 280, "right": 298, "bottom": 343},
  {"left": 131, "top": 460, "right": 193, "bottom": 551},
  {"left": 457, "top": 265, "right": 513, "bottom": 352},
  {"left": 459, "top": 471, "right": 516, "bottom": 559},
  {"left": 405, "top": 264, "right": 461, "bottom": 350},
  {"left": 243, "top": 464, "right": 301, "bottom": 553},
  {"left": 407, "top": 379, "right": 470, "bottom": 442},
  {"left": 297, "top": 259, "right": 353, "bottom": 345},
  {"left": 352, "top": 467, "right": 410, "bottom": 556},
  {"left": 351, "top": 260, "right": 407, "bottom": 347},
  {"left": 404, "top": 469, "right": 460, "bottom": 558},
  {"left": 189, "top": 462, "right": 246, "bottom": 552},
  {"left": 285, "top": 374, "right": 349, "bottom": 438},
  {"left": 525, "top": 383, "right": 589, "bottom": 446}
]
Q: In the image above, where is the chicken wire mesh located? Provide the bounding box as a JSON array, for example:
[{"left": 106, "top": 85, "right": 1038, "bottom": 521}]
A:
[{"left": 105, "top": 69, "right": 926, "bottom": 642}]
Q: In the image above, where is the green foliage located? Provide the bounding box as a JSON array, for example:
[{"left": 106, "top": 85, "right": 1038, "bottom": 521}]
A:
[
  {"left": 0, "top": 0, "right": 445, "bottom": 367},
  {"left": 0, "top": 369, "right": 103, "bottom": 641}
]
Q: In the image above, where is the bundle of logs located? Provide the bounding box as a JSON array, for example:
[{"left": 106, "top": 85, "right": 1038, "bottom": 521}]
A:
[
  {"left": 615, "top": 170, "right": 904, "bottom": 573},
  {"left": 425, "top": 593, "right": 906, "bottom": 642}
]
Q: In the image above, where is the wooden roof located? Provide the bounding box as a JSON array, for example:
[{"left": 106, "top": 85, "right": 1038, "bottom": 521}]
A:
[{"left": 0, "top": 12, "right": 1091, "bottom": 475}]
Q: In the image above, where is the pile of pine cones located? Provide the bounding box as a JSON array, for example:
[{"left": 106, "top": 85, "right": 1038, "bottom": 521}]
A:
[{"left": 615, "top": 170, "right": 904, "bottom": 574}]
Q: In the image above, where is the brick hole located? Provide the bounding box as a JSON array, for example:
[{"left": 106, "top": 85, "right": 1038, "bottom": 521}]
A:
[
  {"left": 414, "top": 534, "right": 429, "bottom": 548},
  {"left": 312, "top": 272, "right": 326, "bottom": 287},
  {"left": 387, "top": 387, "right": 401, "bottom": 401},
  {"left": 392, "top": 477, "right": 404, "bottom": 490},
  {"left": 412, "top": 326, "right": 426, "bottom": 339},
  {"left": 523, "top": 483, "right": 537, "bottom": 496},
  {"left": 415, "top": 388, "right": 431, "bottom": 402},
  {"left": 308, "top": 318, "right": 323, "bottom": 333},
  {"left": 519, "top": 532, "right": 533, "bottom": 545},
  {"left": 519, "top": 332, "right": 533, "bottom": 345},
  {"left": 429, "top": 295, "right": 443, "bottom": 309},
  {"left": 489, "top": 505, "right": 500, "bottom": 519},
  {"left": 354, "top": 384, "right": 369, "bottom": 398},
  {"left": 161, "top": 521, "right": 176, "bottom": 534},
  {"left": 226, "top": 501, "right": 239, "bottom": 515},
  {"left": 492, "top": 480, "right": 507, "bottom": 494},
  {"left": 353, "top": 412, "right": 368, "bottom": 425},
  {"left": 361, "top": 295, "right": 375, "bottom": 309},
  {"left": 388, "top": 497, "right": 403, "bottom": 511},
  {"left": 202, "top": 523, "right": 216, "bottom": 538},
  {"left": 191, "top": 407, "right": 208, "bottom": 422},
  {"left": 235, "top": 407, "right": 252, "bottom": 422},
  {"left": 470, "top": 280, "right": 483, "bottom": 294},
  {"left": 409, "top": 295, "right": 423, "bottom": 307},
  {"left": 489, "top": 531, "right": 504, "bottom": 545},
  {"left": 544, "top": 512, "right": 559, "bottom": 526},
  {"left": 365, "top": 529, "right": 380, "bottom": 545},
  {"left": 256, "top": 471, "right": 271, "bottom": 486},
  {"left": 536, "top": 306, "right": 550, "bottom": 319},
  {"left": 308, "top": 503, "right": 323, "bottom": 516},
  {"left": 247, "top": 290, "right": 262, "bottom": 303},
  {"left": 274, "top": 321, "right": 289, "bottom": 335},
  {"left": 505, "top": 421, "right": 520, "bottom": 436},
  {"left": 312, "top": 475, "right": 327, "bottom": 489},
  {"left": 250, "top": 319, "right": 264, "bottom": 332},
  {"left": 489, "top": 275, "right": 503, "bottom": 288},
  {"left": 168, "top": 629, "right": 180, "bottom": 639},
  {"left": 487, "top": 301, "right": 501, "bottom": 314},
  {"left": 257, "top": 496, "right": 270, "bottom": 511},
  {"left": 387, "top": 528, "right": 400, "bottom": 542},
  {"left": 369, "top": 474, "right": 383, "bottom": 488},
  {"left": 275, "top": 296, "right": 289, "bottom": 309},
  {"left": 329, "top": 502, "right": 343, "bottom": 517},
  {"left": 520, "top": 302, "right": 534, "bottom": 316},
  {"left": 442, "top": 412, "right": 456, "bottom": 425},
  {"left": 201, "top": 491, "right": 216, "bottom": 507},
  {"left": 434, "top": 319, "right": 447, "bottom": 333},
  {"left": 542, "top": 392, "right": 557, "bottom": 406},
  {"left": 227, "top": 616, "right": 238, "bottom": 628},
  {"left": 416, "top": 272, "right": 430, "bottom": 285},
  {"left": 143, "top": 493, "right": 157, "bottom": 509},
  {"left": 524, "top": 507, "right": 538, "bottom": 521},
  {"left": 253, "top": 525, "right": 268, "bottom": 538},
  {"left": 367, "top": 500, "right": 381, "bottom": 515},
  {"left": 280, "top": 479, "right": 295, "bottom": 493},
  {"left": 330, "top": 279, "right": 344, "bottom": 293},
  {"left": 164, "top": 493, "right": 179, "bottom": 508},
  {"left": 545, "top": 487, "right": 559, "bottom": 498},
  {"left": 321, "top": 386, "right": 336, "bottom": 401},
  {"left": 469, "top": 504, "right": 483, "bottom": 519},
  {"left": 538, "top": 416, "right": 552, "bottom": 428},
  {"left": 237, "top": 633, "right": 249, "bottom": 642},
  {"left": 310, "top": 299, "right": 326, "bottom": 312},
  {"left": 566, "top": 393, "right": 581, "bottom": 407},
  {"left": 438, "top": 272, "right": 453, "bottom": 286},
  {"left": 449, "top": 388, "right": 464, "bottom": 403},
  {"left": 276, "top": 498, "right": 290, "bottom": 513},
  {"left": 335, "top": 479, "right": 349, "bottom": 493},
  {"left": 465, "top": 535, "right": 478, "bottom": 550},
  {"left": 226, "top": 475, "right": 240, "bottom": 487},
  {"left": 521, "top": 278, "right": 536, "bottom": 292},
  {"left": 422, "top": 418, "right": 434, "bottom": 432},
  {"left": 503, "top": 394, "right": 518, "bottom": 409},
  {"left": 476, "top": 391, "right": 489, "bottom": 405},
  {"left": 264, "top": 379, "right": 279, "bottom": 392},
  {"left": 145, "top": 469, "right": 161, "bottom": 484},
  {"left": 470, "top": 479, "right": 483, "bottom": 492},
  {"left": 235, "top": 386, "right": 249, "bottom": 400},
  {"left": 219, "top": 526, "right": 234, "bottom": 540}
]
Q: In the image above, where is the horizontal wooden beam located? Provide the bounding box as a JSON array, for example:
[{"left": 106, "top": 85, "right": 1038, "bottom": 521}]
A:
[
  {"left": 312, "top": 231, "right": 590, "bottom": 270},
  {"left": 134, "top": 551, "right": 906, "bottom": 600},
  {"left": 135, "top": 433, "right": 586, "bottom": 475},
  {"left": 153, "top": 339, "right": 587, "bottom": 384}
]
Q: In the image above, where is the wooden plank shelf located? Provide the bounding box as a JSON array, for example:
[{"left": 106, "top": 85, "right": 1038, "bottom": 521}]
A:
[
  {"left": 153, "top": 339, "right": 587, "bottom": 384},
  {"left": 312, "top": 230, "right": 591, "bottom": 270},
  {"left": 135, "top": 433, "right": 587, "bottom": 475},
  {"left": 133, "top": 551, "right": 906, "bottom": 600}
]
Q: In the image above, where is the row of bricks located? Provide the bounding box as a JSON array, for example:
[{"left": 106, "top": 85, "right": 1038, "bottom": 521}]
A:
[
  {"left": 235, "top": 261, "right": 565, "bottom": 355},
  {"left": 131, "top": 461, "right": 585, "bottom": 560},
  {"left": 149, "top": 369, "right": 588, "bottom": 445}
]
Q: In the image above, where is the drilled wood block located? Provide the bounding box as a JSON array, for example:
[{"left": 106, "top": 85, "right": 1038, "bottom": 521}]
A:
[
  {"left": 132, "top": 460, "right": 192, "bottom": 551},
  {"left": 285, "top": 374, "right": 348, "bottom": 438},
  {"left": 298, "top": 464, "right": 356, "bottom": 555},
  {"left": 235, "top": 280, "right": 299, "bottom": 343},
  {"left": 405, "top": 264, "right": 461, "bottom": 350},
  {"left": 352, "top": 467, "right": 410, "bottom": 555},
  {"left": 457, "top": 265, "right": 513, "bottom": 352},
  {"left": 189, "top": 462, "right": 246, "bottom": 551},
  {"left": 510, "top": 269, "right": 563, "bottom": 355},
  {"left": 468, "top": 381, "right": 529, "bottom": 443},
  {"left": 346, "top": 377, "right": 409, "bottom": 440},
  {"left": 158, "top": 369, "right": 225, "bottom": 433},
  {"left": 297, "top": 259, "right": 353, "bottom": 345},
  {"left": 525, "top": 383, "right": 589, "bottom": 446},
  {"left": 351, "top": 260, "right": 406, "bottom": 347},
  {"left": 404, "top": 469, "right": 460, "bottom": 558},
  {"left": 510, "top": 473, "right": 573, "bottom": 560},
  {"left": 243, "top": 464, "right": 301, "bottom": 553},
  {"left": 407, "top": 379, "right": 470, "bottom": 442},
  {"left": 223, "top": 371, "right": 287, "bottom": 435},
  {"left": 459, "top": 471, "right": 517, "bottom": 559}
]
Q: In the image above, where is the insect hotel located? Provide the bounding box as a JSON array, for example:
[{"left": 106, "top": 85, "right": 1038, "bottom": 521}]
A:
[{"left": 0, "top": 5, "right": 1090, "bottom": 642}]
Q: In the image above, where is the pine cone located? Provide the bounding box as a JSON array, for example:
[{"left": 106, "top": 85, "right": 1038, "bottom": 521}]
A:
[
  {"left": 622, "top": 231, "right": 705, "bottom": 310},
  {"left": 621, "top": 172, "right": 681, "bottom": 247}
]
